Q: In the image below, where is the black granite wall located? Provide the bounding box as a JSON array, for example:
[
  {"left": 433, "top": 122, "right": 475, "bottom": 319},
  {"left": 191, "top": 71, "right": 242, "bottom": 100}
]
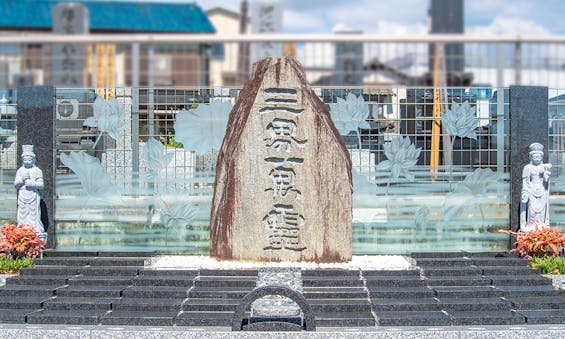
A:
[
  {"left": 509, "top": 86, "right": 548, "bottom": 233},
  {"left": 16, "top": 86, "right": 55, "bottom": 247}
]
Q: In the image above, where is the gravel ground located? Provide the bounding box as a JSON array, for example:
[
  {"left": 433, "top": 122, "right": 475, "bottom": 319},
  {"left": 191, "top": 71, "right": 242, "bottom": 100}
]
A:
[{"left": 148, "top": 255, "right": 416, "bottom": 270}]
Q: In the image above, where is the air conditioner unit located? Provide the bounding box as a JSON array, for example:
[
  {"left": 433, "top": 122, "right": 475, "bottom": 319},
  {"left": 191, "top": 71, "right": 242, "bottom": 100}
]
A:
[{"left": 56, "top": 99, "right": 79, "bottom": 119}]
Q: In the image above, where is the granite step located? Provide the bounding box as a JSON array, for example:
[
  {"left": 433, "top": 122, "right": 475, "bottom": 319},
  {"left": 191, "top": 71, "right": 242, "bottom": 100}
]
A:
[
  {"left": 301, "top": 269, "right": 360, "bottom": 277},
  {"left": 112, "top": 298, "right": 184, "bottom": 312},
  {"left": 195, "top": 276, "right": 257, "bottom": 288},
  {"left": 182, "top": 298, "right": 240, "bottom": 312},
  {"left": 488, "top": 275, "right": 552, "bottom": 286},
  {"left": 67, "top": 275, "right": 137, "bottom": 286},
  {"left": 363, "top": 270, "right": 421, "bottom": 277},
  {"left": 421, "top": 267, "right": 482, "bottom": 277},
  {"left": 199, "top": 269, "right": 258, "bottom": 277},
  {"left": 376, "top": 310, "right": 451, "bottom": 326},
  {"left": 425, "top": 276, "right": 492, "bottom": 287},
  {"left": 371, "top": 298, "right": 441, "bottom": 312},
  {"left": 55, "top": 285, "right": 127, "bottom": 298},
  {"left": 518, "top": 309, "right": 565, "bottom": 324},
  {"left": 308, "top": 299, "right": 372, "bottom": 313},
  {"left": 314, "top": 312, "right": 375, "bottom": 327},
  {"left": 42, "top": 297, "right": 117, "bottom": 311},
  {"left": 438, "top": 297, "right": 512, "bottom": 311},
  {"left": 19, "top": 266, "right": 81, "bottom": 276},
  {"left": 302, "top": 277, "right": 364, "bottom": 287},
  {"left": 34, "top": 257, "right": 92, "bottom": 266},
  {"left": 6, "top": 274, "right": 70, "bottom": 286},
  {"left": 187, "top": 288, "right": 254, "bottom": 299},
  {"left": 122, "top": 286, "right": 189, "bottom": 299},
  {"left": 481, "top": 266, "right": 541, "bottom": 275},
  {"left": 134, "top": 276, "right": 196, "bottom": 287},
  {"left": 448, "top": 310, "right": 526, "bottom": 325},
  {"left": 0, "top": 285, "right": 57, "bottom": 298},
  {"left": 139, "top": 269, "right": 199, "bottom": 277},
  {"left": 432, "top": 286, "right": 505, "bottom": 299},
  {"left": 175, "top": 311, "right": 235, "bottom": 326},
  {"left": 78, "top": 266, "right": 141, "bottom": 276},
  {"left": 89, "top": 257, "right": 149, "bottom": 267},
  {"left": 303, "top": 287, "right": 367, "bottom": 299},
  {"left": 26, "top": 309, "right": 109, "bottom": 325},
  {"left": 368, "top": 287, "right": 435, "bottom": 299},
  {"left": 472, "top": 258, "right": 530, "bottom": 267},
  {"left": 508, "top": 296, "right": 565, "bottom": 310},
  {"left": 101, "top": 311, "right": 177, "bottom": 326},
  {"left": 414, "top": 258, "right": 473, "bottom": 267},
  {"left": 0, "top": 309, "right": 42, "bottom": 323},
  {"left": 0, "top": 296, "right": 54, "bottom": 309},
  {"left": 364, "top": 276, "right": 426, "bottom": 288},
  {"left": 499, "top": 285, "right": 565, "bottom": 297}
]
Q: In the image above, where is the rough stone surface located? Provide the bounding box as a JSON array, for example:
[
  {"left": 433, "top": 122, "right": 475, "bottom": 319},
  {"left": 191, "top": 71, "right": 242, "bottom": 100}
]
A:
[{"left": 210, "top": 57, "right": 352, "bottom": 262}]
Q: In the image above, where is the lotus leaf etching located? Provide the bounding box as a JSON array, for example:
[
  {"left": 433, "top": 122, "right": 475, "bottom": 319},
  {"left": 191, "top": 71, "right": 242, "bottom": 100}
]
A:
[
  {"left": 443, "top": 168, "right": 499, "bottom": 221},
  {"left": 60, "top": 151, "right": 118, "bottom": 196},
  {"left": 83, "top": 96, "right": 127, "bottom": 149},
  {"left": 145, "top": 191, "right": 196, "bottom": 230},
  {"left": 174, "top": 100, "right": 233, "bottom": 155},
  {"left": 329, "top": 93, "right": 371, "bottom": 149},
  {"left": 142, "top": 137, "right": 174, "bottom": 182}
]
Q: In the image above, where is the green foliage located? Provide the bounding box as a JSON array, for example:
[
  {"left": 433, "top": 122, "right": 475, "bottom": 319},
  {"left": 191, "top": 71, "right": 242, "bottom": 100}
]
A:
[
  {"left": 164, "top": 131, "right": 183, "bottom": 148},
  {"left": 530, "top": 256, "right": 565, "bottom": 274},
  {"left": 0, "top": 256, "right": 34, "bottom": 274}
]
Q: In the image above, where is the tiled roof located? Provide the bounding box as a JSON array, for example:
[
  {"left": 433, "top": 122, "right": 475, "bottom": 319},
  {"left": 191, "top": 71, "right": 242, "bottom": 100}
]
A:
[{"left": 0, "top": 0, "right": 215, "bottom": 33}]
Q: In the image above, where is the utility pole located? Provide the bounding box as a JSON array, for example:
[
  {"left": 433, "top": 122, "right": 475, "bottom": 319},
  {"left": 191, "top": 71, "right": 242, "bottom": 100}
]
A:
[{"left": 237, "top": 0, "right": 249, "bottom": 85}]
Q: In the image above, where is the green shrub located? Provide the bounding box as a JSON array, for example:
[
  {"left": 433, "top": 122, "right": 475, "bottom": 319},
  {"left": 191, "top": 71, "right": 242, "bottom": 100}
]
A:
[
  {"left": 0, "top": 256, "right": 34, "bottom": 274},
  {"left": 530, "top": 256, "right": 565, "bottom": 274}
]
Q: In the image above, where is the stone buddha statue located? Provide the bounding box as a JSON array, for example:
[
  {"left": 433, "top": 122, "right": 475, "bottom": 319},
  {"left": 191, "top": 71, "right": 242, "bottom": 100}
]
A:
[
  {"left": 14, "top": 145, "right": 44, "bottom": 234},
  {"left": 520, "top": 142, "right": 551, "bottom": 231}
]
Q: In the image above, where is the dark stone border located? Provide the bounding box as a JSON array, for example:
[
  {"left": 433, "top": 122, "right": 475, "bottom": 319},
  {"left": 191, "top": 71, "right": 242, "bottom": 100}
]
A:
[{"left": 231, "top": 285, "right": 316, "bottom": 331}]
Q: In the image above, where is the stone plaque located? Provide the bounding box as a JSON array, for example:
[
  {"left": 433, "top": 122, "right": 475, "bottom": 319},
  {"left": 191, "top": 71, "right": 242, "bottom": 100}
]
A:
[
  {"left": 250, "top": 0, "right": 283, "bottom": 64},
  {"left": 210, "top": 57, "right": 352, "bottom": 262},
  {"left": 51, "top": 3, "right": 89, "bottom": 87}
]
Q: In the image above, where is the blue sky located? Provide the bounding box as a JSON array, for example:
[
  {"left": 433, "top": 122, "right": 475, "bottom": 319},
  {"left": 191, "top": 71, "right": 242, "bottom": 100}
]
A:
[{"left": 195, "top": 0, "right": 565, "bottom": 35}]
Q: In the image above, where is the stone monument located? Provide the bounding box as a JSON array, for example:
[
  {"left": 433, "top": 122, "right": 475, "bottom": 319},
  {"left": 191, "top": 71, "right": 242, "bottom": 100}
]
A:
[
  {"left": 520, "top": 142, "right": 551, "bottom": 231},
  {"left": 210, "top": 56, "right": 352, "bottom": 262},
  {"left": 14, "top": 145, "right": 45, "bottom": 236}
]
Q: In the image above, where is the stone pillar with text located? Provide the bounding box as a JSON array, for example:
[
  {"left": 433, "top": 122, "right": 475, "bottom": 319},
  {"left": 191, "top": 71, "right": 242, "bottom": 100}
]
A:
[{"left": 210, "top": 57, "right": 352, "bottom": 262}]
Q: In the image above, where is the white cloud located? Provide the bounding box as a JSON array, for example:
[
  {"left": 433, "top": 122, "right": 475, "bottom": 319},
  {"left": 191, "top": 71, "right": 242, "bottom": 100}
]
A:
[
  {"left": 374, "top": 21, "right": 427, "bottom": 35},
  {"left": 468, "top": 17, "right": 552, "bottom": 35},
  {"left": 283, "top": 9, "right": 328, "bottom": 33}
]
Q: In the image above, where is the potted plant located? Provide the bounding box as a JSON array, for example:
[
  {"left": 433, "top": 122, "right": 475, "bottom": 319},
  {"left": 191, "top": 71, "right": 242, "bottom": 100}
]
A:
[{"left": 0, "top": 224, "right": 46, "bottom": 274}]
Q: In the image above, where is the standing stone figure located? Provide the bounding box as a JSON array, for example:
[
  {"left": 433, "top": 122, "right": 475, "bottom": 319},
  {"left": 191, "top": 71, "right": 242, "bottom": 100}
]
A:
[
  {"left": 14, "top": 145, "right": 44, "bottom": 233},
  {"left": 520, "top": 142, "right": 551, "bottom": 231}
]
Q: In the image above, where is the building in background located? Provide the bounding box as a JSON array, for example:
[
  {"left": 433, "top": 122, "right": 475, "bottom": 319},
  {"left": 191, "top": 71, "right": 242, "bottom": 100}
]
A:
[{"left": 0, "top": 0, "right": 215, "bottom": 88}]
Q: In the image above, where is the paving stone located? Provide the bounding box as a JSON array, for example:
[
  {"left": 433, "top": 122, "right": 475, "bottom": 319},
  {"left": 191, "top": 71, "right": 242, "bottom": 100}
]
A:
[
  {"left": 376, "top": 311, "right": 451, "bottom": 326},
  {"left": 448, "top": 310, "right": 526, "bottom": 325}
]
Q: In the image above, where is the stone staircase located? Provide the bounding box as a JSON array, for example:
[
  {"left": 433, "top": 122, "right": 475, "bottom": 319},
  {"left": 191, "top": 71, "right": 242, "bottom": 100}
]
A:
[{"left": 0, "top": 251, "right": 564, "bottom": 327}]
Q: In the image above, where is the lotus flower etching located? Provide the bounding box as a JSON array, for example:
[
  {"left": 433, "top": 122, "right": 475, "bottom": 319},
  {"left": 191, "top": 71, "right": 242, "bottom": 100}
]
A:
[
  {"left": 329, "top": 93, "right": 371, "bottom": 149},
  {"left": 83, "top": 96, "right": 127, "bottom": 149}
]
